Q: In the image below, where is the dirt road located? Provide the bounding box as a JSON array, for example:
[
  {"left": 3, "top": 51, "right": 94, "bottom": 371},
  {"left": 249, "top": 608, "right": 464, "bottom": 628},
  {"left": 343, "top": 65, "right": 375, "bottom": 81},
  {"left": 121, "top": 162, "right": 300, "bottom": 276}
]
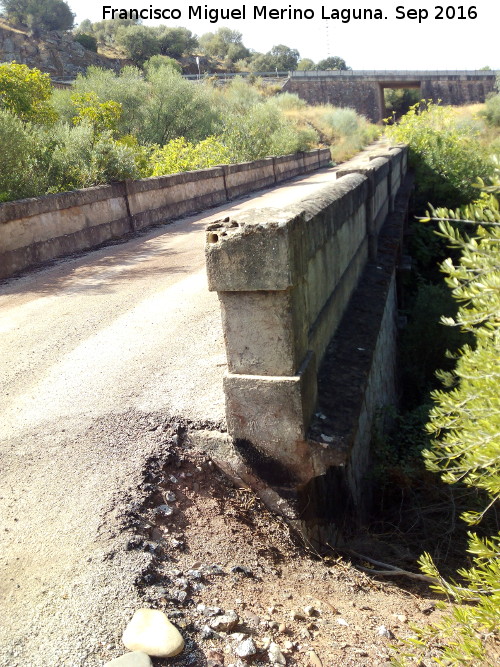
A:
[{"left": 0, "top": 169, "right": 339, "bottom": 666}]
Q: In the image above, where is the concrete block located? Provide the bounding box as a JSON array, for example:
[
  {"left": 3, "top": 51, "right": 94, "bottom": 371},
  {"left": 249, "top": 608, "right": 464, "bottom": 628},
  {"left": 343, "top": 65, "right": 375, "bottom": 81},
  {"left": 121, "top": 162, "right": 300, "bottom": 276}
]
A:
[
  {"left": 223, "top": 350, "right": 317, "bottom": 460},
  {"left": 205, "top": 208, "right": 303, "bottom": 292},
  {"left": 218, "top": 288, "right": 307, "bottom": 376},
  {"left": 223, "top": 159, "right": 275, "bottom": 199}
]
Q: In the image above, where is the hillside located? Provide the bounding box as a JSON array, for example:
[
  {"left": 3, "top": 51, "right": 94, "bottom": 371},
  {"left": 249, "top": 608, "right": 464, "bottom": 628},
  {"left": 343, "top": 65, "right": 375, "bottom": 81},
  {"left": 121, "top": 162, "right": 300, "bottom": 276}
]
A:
[{"left": 0, "top": 18, "right": 127, "bottom": 77}]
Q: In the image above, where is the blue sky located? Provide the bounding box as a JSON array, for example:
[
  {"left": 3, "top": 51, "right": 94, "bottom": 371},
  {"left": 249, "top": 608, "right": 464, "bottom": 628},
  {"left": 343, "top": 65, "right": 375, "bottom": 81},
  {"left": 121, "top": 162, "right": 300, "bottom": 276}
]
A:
[{"left": 68, "top": 1, "right": 499, "bottom": 70}]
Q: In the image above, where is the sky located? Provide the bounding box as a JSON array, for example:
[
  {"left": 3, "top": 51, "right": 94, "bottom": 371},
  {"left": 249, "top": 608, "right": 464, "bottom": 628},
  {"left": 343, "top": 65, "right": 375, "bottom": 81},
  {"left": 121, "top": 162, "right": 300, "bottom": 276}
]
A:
[{"left": 68, "top": 1, "right": 499, "bottom": 71}]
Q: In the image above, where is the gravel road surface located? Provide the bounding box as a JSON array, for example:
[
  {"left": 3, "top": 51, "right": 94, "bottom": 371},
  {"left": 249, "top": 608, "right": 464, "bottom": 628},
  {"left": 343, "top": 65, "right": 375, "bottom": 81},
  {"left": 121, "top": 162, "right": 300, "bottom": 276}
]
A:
[{"left": 0, "top": 168, "right": 338, "bottom": 666}]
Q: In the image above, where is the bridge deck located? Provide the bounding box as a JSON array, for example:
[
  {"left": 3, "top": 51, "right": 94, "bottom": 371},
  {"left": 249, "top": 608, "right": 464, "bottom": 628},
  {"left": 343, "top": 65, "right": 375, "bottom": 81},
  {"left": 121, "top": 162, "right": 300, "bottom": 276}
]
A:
[{"left": 0, "top": 164, "right": 343, "bottom": 666}]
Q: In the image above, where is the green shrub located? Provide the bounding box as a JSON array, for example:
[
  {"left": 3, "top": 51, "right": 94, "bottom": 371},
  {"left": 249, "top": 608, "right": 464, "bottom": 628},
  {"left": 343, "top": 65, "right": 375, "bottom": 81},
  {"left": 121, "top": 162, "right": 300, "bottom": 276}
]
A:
[
  {"left": 45, "top": 123, "right": 140, "bottom": 191},
  {"left": 482, "top": 94, "right": 500, "bottom": 127},
  {"left": 271, "top": 92, "right": 307, "bottom": 111},
  {"left": 0, "top": 62, "right": 56, "bottom": 124},
  {"left": 317, "top": 106, "right": 378, "bottom": 162},
  {"left": 143, "top": 55, "right": 182, "bottom": 74},
  {"left": 74, "top": 33, "right": 98, "bottom": 52},
  {"left": 221, "top": 97, "right": 317, "bottom": 161},
  {"left": 0, "top": 109, "right": 49, "bottom": 201},
  {"left": 150, "top": 136, "right": 232, "bottom": 175},
  {"left": 392, "top": 182, "right": 500, "bottom": 667},
  {"left": 141, "top": 67, "right": 220, "bottom": 145},
  {"left": 321, "top": 107, "right": 361, "bottom": 136},
  {"left": 68, "top": 66, "right": 149, "bottom": 137},
  {"left": 385, "top": 101, "right": 493, "bottom": 209}
]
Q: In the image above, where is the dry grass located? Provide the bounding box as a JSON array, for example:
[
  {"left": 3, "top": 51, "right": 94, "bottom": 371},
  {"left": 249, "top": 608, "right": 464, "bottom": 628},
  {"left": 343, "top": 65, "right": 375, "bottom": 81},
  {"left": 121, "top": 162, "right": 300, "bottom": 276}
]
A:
[{"left": 283, "top": 102, "right": 380, "bottom": 163}]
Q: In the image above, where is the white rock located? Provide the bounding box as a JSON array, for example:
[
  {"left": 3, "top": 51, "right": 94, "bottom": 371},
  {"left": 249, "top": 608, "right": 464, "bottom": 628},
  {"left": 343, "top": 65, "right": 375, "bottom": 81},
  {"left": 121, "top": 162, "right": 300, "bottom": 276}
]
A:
[
  {"left": 377, "top": 625, "right": 394, "bottom": 639},
  {"left": 336, "top": 618, "right": 348, "bottom": 626},
  {"left": 268, "top": 642, "right": 287, "bottom": 665},
  {"left": 122, "top": 609, "right": 184, "bottom": 658},
  {"left": 235, "top": 637, "right": 257, "bottom": 658},
  {"left": 155, "top": 504, "right": 173, "bottom": 516},
  {"left": 104, "top": 652, "right": 152, "bottom": 667}
]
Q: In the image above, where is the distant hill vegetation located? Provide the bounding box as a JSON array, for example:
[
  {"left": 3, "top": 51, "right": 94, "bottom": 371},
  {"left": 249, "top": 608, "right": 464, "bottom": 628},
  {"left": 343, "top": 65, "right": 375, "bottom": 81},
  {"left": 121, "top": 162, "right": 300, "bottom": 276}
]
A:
[
  {"left": 0, "top": 1, "right": 349, "bottom": 77},
  {"left": 0, "top": 17, "right": 126, "bottom": 76}
]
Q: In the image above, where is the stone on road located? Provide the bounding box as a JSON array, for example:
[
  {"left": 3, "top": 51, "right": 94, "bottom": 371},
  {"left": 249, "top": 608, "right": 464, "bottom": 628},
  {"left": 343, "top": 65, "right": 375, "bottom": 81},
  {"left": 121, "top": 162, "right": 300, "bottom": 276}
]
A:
[
  {"left": 105, "top": 652, "right": 153, "bottom": 666},
  {"left": 122, "top": 609, "right": 184, "bottom": 657}
]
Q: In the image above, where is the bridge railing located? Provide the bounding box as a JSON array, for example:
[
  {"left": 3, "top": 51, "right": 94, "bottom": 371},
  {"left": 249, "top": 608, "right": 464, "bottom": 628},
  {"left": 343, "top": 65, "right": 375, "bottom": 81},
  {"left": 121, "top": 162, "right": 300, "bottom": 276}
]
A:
[
  {"left": 182, "top": 71, "right": 289, "bottom": 80},
  {"left": 289, "top": 69, "right": 498, "bottom": 78},
  {"left": 205, "top": 144, "right": 408, "bottom": 490}
]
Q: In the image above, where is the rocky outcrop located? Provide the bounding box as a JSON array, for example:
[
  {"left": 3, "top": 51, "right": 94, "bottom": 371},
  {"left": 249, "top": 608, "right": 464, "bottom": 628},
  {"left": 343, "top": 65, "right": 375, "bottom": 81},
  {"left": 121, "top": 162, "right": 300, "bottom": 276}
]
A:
[{"left": 0, "top": 19, "right": 126, "bottom": 78}]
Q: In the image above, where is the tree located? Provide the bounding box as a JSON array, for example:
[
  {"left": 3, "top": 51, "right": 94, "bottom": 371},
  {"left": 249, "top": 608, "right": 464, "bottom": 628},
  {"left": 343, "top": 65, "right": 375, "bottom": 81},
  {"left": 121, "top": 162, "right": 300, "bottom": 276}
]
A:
[
  {"left": 269, "top": 45, "right": 300, "bottom": 71},
  {"left": 85, "top": 18, "right": 138, "bottom": 46},
  {"left": 69, "top": 66, "right": 149, "bottom": 137},
  {"left": 1, "top": 0, "right": 74, "bottom": 32},
  {"left": 248, "top": 52, "right": 274, "bottom": 72},
  {"left": 249, "top": 45, "right": 300, "bottom": 72},
  {"left": 155, "top": 26, "right": 197, "bottom": 58},
  {"left": 0, "top": 62, "right": 56, "bottom": 123},
  {"left": 316, "top": 56, "right": 349, "bottom": 70},
  {"left": 199, "top": 28, "right": 249, "bottom": 61},
  {"left": 76, "top": 18, "right": 93, "bottom": 34},
  {"left": 297, "top": 58, "right": 316, "bottom": 71},
  {"left": 117, "top": 24, "right": 160, "bottom": 65}
]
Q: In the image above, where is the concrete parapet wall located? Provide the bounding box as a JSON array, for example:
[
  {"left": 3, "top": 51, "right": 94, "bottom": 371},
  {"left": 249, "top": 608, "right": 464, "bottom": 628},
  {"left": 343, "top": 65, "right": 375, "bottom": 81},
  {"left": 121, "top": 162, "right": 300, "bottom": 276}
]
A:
[
  {"left": 222, "top": 158, "right": 276, "bottom": 199},
  {"left": 0, "top": 183, "right": 131, "bottom": 280},
  {"left": 274, "top": 154, "right": 304, "bottom": 182},
  {"left": 0, "top": 149, "right": 330, "bottom": 280},
  {"left": 126, "top": 168, "right": 227, "bottom": 232},
  {"left": 205, "top": 143, "right": 409, "bottom": 532}
]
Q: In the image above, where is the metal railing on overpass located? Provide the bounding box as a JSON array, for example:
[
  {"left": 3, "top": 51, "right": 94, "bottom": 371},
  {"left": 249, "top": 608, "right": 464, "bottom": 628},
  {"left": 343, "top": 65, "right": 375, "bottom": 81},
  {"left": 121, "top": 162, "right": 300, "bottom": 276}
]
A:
[
  {"left": 289, "top": 69, "right": 498, "bottom": 78},
  {"left": 182, "top": 71, "right": 290, "bottom": 80}
]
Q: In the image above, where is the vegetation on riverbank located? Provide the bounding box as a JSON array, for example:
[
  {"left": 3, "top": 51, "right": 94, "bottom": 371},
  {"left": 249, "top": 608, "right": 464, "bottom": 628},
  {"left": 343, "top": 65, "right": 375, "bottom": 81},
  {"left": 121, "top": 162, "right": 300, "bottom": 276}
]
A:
[{"left": 382, "top": 91, "right": 500, "bottom": 665}]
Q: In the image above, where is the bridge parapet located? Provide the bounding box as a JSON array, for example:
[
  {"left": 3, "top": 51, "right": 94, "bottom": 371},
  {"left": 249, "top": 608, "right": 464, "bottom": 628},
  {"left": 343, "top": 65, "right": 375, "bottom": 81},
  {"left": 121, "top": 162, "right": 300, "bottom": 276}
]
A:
[
  {"left": 205, "top": 143, "right": 410, "bottom": 539},
  {"left": 289, "top": 69, "right": 497, "bottom": 79}
]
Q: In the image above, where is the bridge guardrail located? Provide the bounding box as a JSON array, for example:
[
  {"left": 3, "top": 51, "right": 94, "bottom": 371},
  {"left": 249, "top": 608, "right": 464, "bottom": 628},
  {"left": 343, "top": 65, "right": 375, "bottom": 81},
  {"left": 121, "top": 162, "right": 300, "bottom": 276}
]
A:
[
  {"left": 205, "top": 142, "right": 409, "bottom": 535},
  {"left": 289, "top": 69, "right": 498, "bottom": 77},
  {"left": 0, "top": 149, "right": 331, "bottom": 280}
]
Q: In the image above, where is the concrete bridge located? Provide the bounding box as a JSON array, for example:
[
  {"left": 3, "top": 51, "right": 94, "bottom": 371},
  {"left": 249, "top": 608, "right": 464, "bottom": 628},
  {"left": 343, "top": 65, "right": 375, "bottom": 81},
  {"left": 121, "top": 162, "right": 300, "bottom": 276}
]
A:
[
  {"left": 284, "top": 70, "right": 498, "bottom": 122},
  {"left": 0, "top": 144, "right": 411, "bottom": 662},
  {"left": 1, "top": 143, "right": 409, "bottom": 547}
]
